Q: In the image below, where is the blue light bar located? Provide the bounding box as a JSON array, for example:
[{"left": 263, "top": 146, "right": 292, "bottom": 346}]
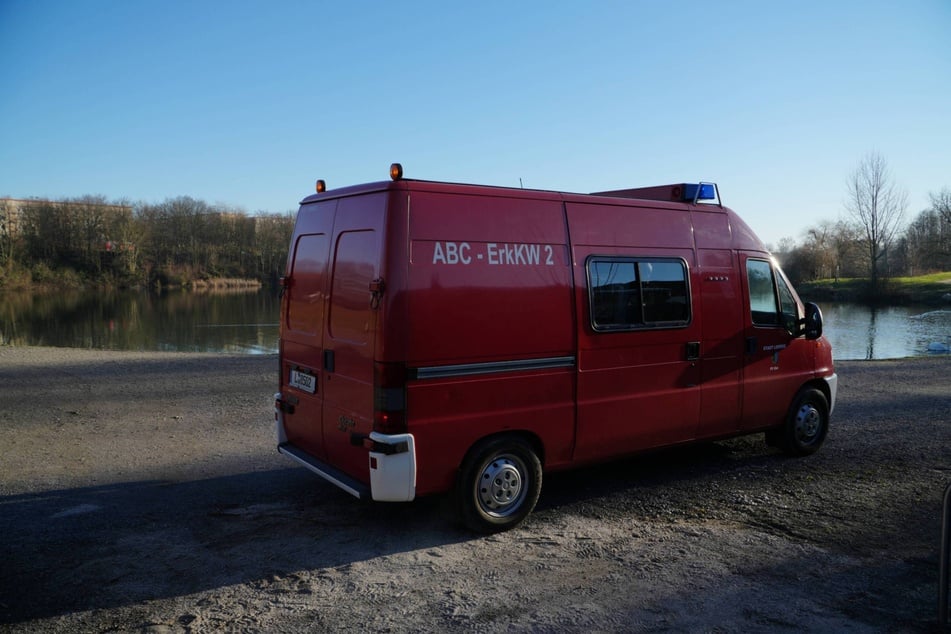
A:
[{"left": 683, "top": 183, "right": 716, "bottom": 202}]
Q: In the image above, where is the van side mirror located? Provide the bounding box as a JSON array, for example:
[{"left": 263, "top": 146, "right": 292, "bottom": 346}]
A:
[{"left": 802, "top": 302, "right": 823, "bottom": 340}]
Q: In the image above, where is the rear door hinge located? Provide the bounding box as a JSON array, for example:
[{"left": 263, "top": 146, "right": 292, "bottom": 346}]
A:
[{"left": 369, "top": 277, "right": 385, "bottom": 309}]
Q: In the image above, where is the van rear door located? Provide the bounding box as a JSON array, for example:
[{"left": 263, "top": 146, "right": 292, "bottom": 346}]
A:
[
  {"left": 320, "top": 193, "right": 386, "bottom": 483},
  {"left": 281, "top": 200, "right": 336, "bottom": 460}
]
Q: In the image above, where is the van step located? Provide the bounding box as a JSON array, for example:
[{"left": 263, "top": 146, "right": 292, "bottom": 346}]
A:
[{"left": 278, "top": 443, "right": 370, "bottom": 500}]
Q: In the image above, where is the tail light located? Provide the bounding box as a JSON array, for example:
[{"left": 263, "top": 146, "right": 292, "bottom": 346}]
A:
[{"left": 374, "top": 362, "right": 407, "bottom": 434}]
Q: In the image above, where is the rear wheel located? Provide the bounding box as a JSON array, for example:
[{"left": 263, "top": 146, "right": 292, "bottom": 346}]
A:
[
  {"left": 457, "top": 436, "right": 542, "bottom": 533},
  {"left": 776, "top": 387, "right": 829, "bottom": 456}
]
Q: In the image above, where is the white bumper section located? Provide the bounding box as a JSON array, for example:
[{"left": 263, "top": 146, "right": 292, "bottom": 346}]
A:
[
  {"left": 368, "top": 431, "right": 417, "bottom": 502},
  {"left": 825, "top": 373, "right": 838, "bottom": 415}
]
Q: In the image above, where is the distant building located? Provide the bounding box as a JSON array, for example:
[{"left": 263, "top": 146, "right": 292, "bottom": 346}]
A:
[
  {"left": 0, "top": 197, "right": 133, "bottom": 241},
  {"left": 0, "top": 198, "right": 25, "bottom": 240}
]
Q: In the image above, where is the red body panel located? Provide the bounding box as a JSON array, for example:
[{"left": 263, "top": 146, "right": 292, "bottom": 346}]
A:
[{"left": 278, "top": 178, "right": 835, "bottom": 498}]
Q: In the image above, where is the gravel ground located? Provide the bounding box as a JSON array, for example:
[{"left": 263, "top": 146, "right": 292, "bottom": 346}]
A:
[{"left": 1, "top": 346, "right": 950, "bottom": 632}]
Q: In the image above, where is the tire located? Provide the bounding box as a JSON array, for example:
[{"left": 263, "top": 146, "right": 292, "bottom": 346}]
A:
[
  {"left": 778, "top": 387, "right": 829, "bottom": 456},
  {"left": 457, "top": 436, "right": 542, "bottom": 533}
]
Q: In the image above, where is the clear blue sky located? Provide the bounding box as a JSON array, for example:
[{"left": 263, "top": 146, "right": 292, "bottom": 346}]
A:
[{"left": 1, "top": 0, "right": 948, "bottom": 246}]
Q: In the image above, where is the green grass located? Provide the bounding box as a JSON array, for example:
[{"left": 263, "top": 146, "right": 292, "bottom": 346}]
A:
[
  {"left": 891, "top": 271, "right": 951, "bottom": 285},
  {"left": 797, "top": 272, "right": 951, "bottom": 305}
]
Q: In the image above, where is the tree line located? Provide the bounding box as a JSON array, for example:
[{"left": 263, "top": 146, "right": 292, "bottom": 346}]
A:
[
  {"left": 2, "top": 153, "right": 947, "bottom": 298},
  {"left": 0, "top": 195, "right": 295, "bottom": 290},
  {"left": 774, "top": 153, "right": 950, "bottom": 297}
]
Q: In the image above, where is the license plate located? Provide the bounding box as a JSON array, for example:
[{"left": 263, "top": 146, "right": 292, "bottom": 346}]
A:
[{"left": 289, "top": 369, "right": 317, "bottom": 394}]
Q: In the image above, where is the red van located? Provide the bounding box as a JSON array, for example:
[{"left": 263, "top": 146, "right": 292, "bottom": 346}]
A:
[{"left": 274, "top": 165, "right": 837, "bottom": 532}]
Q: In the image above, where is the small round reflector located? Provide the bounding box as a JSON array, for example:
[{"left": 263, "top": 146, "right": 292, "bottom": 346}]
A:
[
  {"left": 390, "top": 163, "right": 403, "bottom": 181},
  {"left": 316, "top": 179, "right": 326, "bottom": 193}
]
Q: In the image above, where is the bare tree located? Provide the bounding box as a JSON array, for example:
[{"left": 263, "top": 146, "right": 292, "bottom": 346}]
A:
[
  {"left": 833, "top": 220, "right": 866, "bottom": 278},
  {"left": 931, "top": 188, "right": 951, "bottom": 225},
  {"left": 903, "top": 189, "right": 951, "bottom": 273},
  {"left": 845, "top": 152, "right": 908, "bottom": 291}
]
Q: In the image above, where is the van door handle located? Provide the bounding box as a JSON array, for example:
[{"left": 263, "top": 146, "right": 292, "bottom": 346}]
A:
[
  {"left": 746, "top": 337, "right": 757, "bottom": 355},
  {"left": 685, "top": 341, "right": 700, "bottom": 361},
  {"left": 324, "top": 349, "right": 335, "bottom": 372}
]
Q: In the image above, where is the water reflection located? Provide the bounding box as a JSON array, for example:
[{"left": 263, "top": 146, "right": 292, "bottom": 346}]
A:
[
  {"left": 0, "top": 288, "right": 280, "bottom": 354},
  {"left": 2, "top": 289, "right": 949, "bottom": 360},
  {"left": 866, "top": 307, "right": 877, "bottom": 360},
  {"left": 820, "top": 303, "right": 951, "bottom": 360}
]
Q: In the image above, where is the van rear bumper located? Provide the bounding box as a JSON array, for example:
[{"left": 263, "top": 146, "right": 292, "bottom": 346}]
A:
[
  {"left": 278, "top": 442, "right": 370, "bottom": 500},
  {"left": 274, "top": 394, "right": 416, "bottom": 503},
  {"left": 368, "top": 432, "right": 416, "bottom": 502}
]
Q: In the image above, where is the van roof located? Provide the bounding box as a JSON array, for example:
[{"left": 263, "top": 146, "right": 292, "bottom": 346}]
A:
[
  {"left": 300, "top": 178, "right": 723, "bottom": 211},
  {"left": 297, "top": 175, "right": 767, "bottom": 253}
]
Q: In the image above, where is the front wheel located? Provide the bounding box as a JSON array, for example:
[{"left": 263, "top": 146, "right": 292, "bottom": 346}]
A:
[
  {"left": 776, "top": 387, "right": 830, "bottom": 456},
  {"left": 457, "top": 436, "right": 542, "bottom": 533}
]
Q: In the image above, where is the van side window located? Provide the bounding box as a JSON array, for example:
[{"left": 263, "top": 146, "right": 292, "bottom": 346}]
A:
[
  {"left": 748, "top": 259, "right": 782, "bottom": 326},
  {"left": 588, "top": 257, "right": 689, "bottom": 331},
  {"left": 777, "top": 274, "right": 797, "bottom": 317}
]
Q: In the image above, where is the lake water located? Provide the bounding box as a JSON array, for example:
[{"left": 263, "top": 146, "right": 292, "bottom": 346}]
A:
[
  {"left": 1, "top": 290, "right": 949, "bottom": 360},
  {"left": 0, "top": 288, "right": 280, "bottom": 354},
  {"left": 818, "top": 303, "right": 951, "bottom": 360}
]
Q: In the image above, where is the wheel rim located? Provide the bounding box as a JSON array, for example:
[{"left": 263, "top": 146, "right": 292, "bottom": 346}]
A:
[
  {"left": 476, "top": 453, "right": 528, "bottom": 518},
  {"left": 794, "top": 403, "right": 823, "bottom": 445}
]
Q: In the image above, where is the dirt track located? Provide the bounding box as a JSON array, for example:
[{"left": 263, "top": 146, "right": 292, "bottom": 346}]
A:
[{"left": 1, "top": 347, "right": 950, "bottom": 632}]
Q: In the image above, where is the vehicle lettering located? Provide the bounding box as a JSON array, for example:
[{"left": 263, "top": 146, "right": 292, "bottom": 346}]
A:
[
  {"left": 430, "top": 241, "right": 556, "bottom": 266},
  {"left": 432, "top": 241, "right": 472, "bottom": 265}
]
